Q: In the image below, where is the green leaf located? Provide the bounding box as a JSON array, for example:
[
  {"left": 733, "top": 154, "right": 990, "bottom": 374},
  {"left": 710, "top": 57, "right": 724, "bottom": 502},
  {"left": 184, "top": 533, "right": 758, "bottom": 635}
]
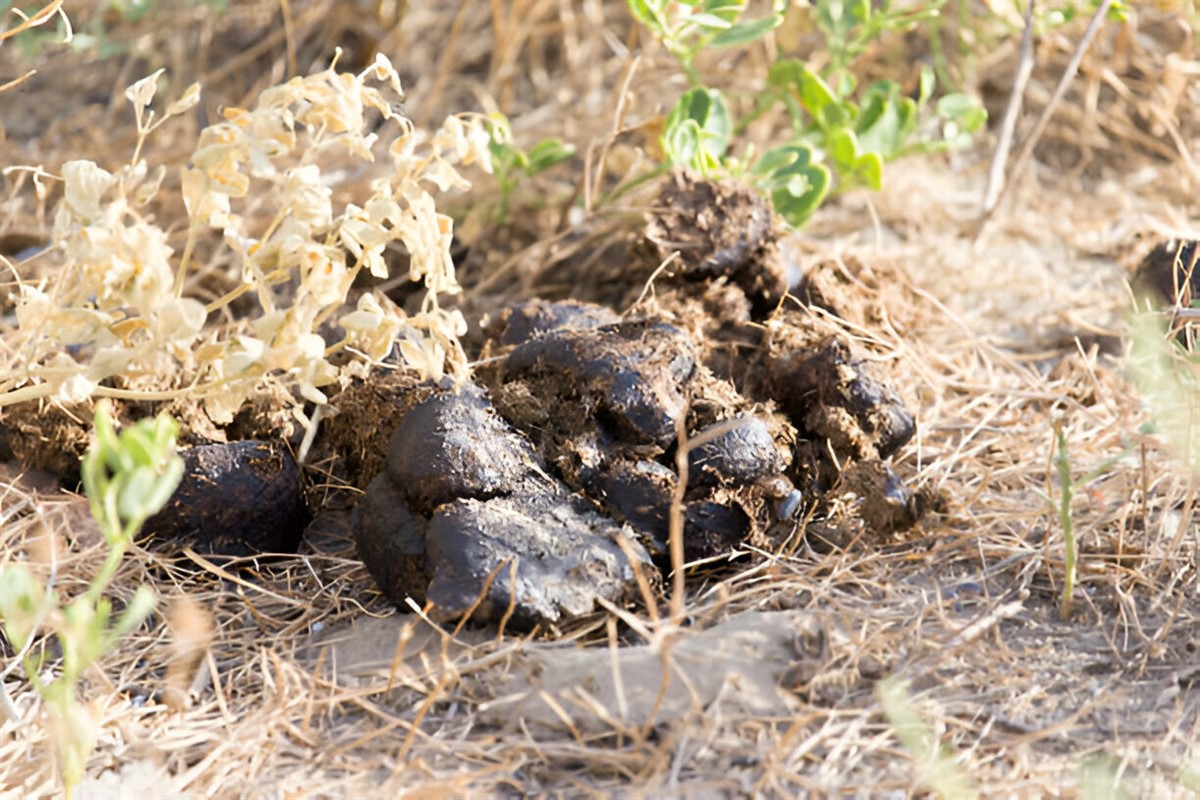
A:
[
  {"left": 768, "top": 58, "right": 805, "bottom": 90},
  {"left": 627, "top": 0, "right": 669, "bottom": 34},
  {"left": 764, "top": 59, "right": 809, "bottom": 126},
  {"left": 751, "top": 145, "right": 799, "bottom": 176},
  {"left": 111, "top": 585, "right": 156, "bottom": 639},
  {"left": 1105, "top": 0, "right": 1128, "bottom": 22},
  {"left": 828, "top": 127, "right": 861, "bottom": 172},
  {"left": 699, "top": 0, "right": 744, "bottom": 20},
  {"left": 0, "top": 565, "right": 49, "bottom": 652},
  {"left": 663, "top": 87, "right": 731, "bottom": 171},
  {"left": 799, "top": 69, "right": 842, "bottom": 128},
  {"left": 755, "top": 143, "right": 830, "bottom": 227},
  {"left": 856, "top": 89, "right": 885, "bottom": 135},
  {"left": 146, "top": 455, "right": 185, "bottom": 515},
  {"left": 851, "top": 151, "right": 883, "bottom": 191},
  {"left": 799, "top": 69, "right": 836, "bottom": 115},
  {"left": 772, "top": 171, "right": 830, "bottom": 227},
  {"left": 833, "top": 71, "right": 857, "bottom": 100},
  {"left": 815, "top": 0, "right": 871, "bottom": 39},
  {"left": 525, "top": 139, "right": 576, "bottom": 175},
  {"left": 938, "top": 93, "right": 987, "bottom": 131},
  {"left": 855, "top": 80, "right": 917, "bottom": 159},
  {"left": 119, "top": 427, "right": 157, "bottom": 469},
  {"left": 663, "top": 119, "right": 703, "bottom": 168},
  {"left": 686, "top": 12, "right": 734, "bottom": 30},
  {"left": 83, "top": 405, "right": 182, "bottom": 543},
  {"left": 708, "top": 13, "right": 783, "bottom": 48},
  {"left": 916, "top": 64, "right": 935, "bottom": 109}
]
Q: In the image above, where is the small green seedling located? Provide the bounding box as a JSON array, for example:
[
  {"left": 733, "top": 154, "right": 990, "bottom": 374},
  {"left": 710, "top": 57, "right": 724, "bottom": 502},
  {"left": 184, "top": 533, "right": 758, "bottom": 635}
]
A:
[
  {"left": 485, "top": 114, "right": 576, "bottom": 222},
  {"left": 877, "top": 677, "right": 978, "bottom": 800},
  {"left": 0, "top": 402, "right": 182, "bottom": 797},
  {"left": 661, "top": 87, "right": 732, "bottom": 175},
  {"left": 1038, "top": 428, "right": 1131, "bottom": 621}
]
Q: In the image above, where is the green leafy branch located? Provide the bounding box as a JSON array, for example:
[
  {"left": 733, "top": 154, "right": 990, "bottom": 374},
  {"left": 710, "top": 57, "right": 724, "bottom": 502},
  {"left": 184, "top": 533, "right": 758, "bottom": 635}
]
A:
[
  {"left": 0, "top": 402, "right": 182, "bottom": 797},
  {"left": 485, "top": 114, "right": 576, "bottom": 223},
  {"left": 637, "top": 0, "right": 988, "bottom": 228},
  {"left": 628, "top": 0, "right": 786, "bottom": 86}
]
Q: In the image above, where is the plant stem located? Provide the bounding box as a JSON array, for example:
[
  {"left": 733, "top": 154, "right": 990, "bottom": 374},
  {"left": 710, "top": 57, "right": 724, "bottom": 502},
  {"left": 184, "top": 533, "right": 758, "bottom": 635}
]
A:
[
  {"left": 83, "top": 532, "right": 127, "bottom": 609},
  {"left": 174, "top": 221, "right": 200, "bottom": 298},
  {"left": 1056, "top": 428, "right": 1076, "bottom": 620}
]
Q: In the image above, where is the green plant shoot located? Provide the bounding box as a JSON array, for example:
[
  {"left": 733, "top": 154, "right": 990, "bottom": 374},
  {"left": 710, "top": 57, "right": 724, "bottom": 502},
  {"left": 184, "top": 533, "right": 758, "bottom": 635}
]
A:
[
  {"left": 1038, "top": 428, "right": 1133, "bottom": 621},
  {"left": 877, "top": 677, "right": 978, "bottom": 800},
  {"left": 628, "top": 0, "right": 786, "bottom": 85},
  {"left": 662, "top": 87, "right": 732, "bottom": 174},
  {"left": 485, "top": 114, "right": 576, "bottom": 222},
  {"left": 0, "top": 402, "right": 182, "bottom": 797}
]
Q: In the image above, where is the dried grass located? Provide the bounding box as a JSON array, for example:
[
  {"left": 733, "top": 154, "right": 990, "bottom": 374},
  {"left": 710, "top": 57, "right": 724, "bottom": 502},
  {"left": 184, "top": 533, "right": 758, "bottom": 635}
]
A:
[{"left": 2, "top": 2, "right": 1198, "bottom": 798}]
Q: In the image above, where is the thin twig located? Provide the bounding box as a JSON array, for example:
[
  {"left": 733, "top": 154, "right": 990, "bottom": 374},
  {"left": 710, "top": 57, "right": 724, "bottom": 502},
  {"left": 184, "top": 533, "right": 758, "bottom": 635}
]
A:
[
  {"left": 981, "top": 0, "right": 1036, "bottom": 214},
  {"left": 984, "top": 0, "right": 1114, "bottom": 221},
  {"left": 589, "top": 54, "right": 642, "bottom": 213}
]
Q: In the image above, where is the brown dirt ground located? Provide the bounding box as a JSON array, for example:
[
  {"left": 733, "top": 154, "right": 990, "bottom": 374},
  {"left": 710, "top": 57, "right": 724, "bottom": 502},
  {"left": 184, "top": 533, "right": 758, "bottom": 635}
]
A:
[{"left": 1, "top": 2, "right": 1198, "bottom": 798}]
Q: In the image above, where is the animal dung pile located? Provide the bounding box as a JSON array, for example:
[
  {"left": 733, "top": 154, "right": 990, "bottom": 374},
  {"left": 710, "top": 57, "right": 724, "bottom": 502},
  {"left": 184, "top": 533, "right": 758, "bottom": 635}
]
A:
[{"left": 351, "top": 172, "right": 923, "bottom": 629}]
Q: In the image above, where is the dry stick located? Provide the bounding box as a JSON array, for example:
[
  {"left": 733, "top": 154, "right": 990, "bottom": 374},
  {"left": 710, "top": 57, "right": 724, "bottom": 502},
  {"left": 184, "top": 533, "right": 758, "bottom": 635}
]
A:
[
  {"left": 668, "top": 415, "right": 757, "bottom": 622},
  {"left": 417, "top": 0, "right": 470, "bottom": 128},
  {"left": 668, "top": 415, "right": 692, "bottom": 623},
  {"left": 278, "top": 0, "right": 296, "bottom": 80},
  {"left": 0, "top": 69, "right": 36, "bottom": 94},
  {"left": 182, "top": 549, "right": 307, "bottom": 607},
  {"left": 980, "top": 0, "right": 1036, "bottom": 215},
  {"left": 393, "top": 669, "right": 457, "bottom": 767},
  {"left": 983, "top": 0, "right": 1115, "bottom": 225},
  {"left": 450, "top": 556, "right": 515, "bottom": 639},
  {"left": 0, "top": 0, "right": 62, "bottom": 43},
  {"left": 589, "top": 54, "right": 643, "bottom": 213},
  {"left": 627, "top": 251, "right": 681, "bottom": 313},
  {"left": 595, "top": 595, "right": 656, "bottom": 644},
  {"left": 495, "top": 558, "right": 520, "bottom": 640},
  {"left": 615, "top": 530, "right": 661, "bottom": 626},
  {"left": 639, "top": 634, "right": 676, "bottom": 742},
  {"left": 606, "top": 615, "right": 630, "bottom": 731},
  {"left": 385, "top": 620, "right": 416, "bottom": 694}
]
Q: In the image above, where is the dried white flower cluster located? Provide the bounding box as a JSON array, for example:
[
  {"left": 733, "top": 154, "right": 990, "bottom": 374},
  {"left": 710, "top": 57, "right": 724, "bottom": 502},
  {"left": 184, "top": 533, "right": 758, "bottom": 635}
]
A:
[{"left": 3, "top": 55, "right": 491, "bottom": 432}]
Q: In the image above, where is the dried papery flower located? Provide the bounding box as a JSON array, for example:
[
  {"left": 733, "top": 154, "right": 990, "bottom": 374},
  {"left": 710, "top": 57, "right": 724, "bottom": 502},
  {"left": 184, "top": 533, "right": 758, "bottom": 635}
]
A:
[
  {"left": 57, "top": 160, "right": 115, "bottom": 226},
  {"left": 124, "top": 68, "right": 164, "bottom": 131},
  {"left": 4, "top": 56, "right": 488, "bottom": 426},
  {"left": 339, "top": 293, "right": 405, "bottom": 362},
  {"left": 281, "top": 165, "right": 333, "bottom": 231}
]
